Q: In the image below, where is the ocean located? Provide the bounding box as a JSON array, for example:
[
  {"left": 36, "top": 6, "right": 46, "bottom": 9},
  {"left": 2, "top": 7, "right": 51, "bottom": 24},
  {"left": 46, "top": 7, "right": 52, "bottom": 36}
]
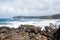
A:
[{"left": 0, "top": 18, "right": 60, "bottom": 30}]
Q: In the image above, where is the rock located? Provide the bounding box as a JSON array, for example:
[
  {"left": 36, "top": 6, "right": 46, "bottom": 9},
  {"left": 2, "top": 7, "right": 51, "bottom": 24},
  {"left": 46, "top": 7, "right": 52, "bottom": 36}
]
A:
[
  {"left": 42, "top": 26, "right": 57, "bottom": 40},
  {"left": 0, "top": 25, "right": 59, "bottom": 40},
  {"left": 18, "top": 25, "right": 41, "bottom": 34},
  {"left": 54, "top": 26, "right": 60, "bottom": 40},
  {"left": 35, "top": 33, "right": 47, "bottom": 40}
]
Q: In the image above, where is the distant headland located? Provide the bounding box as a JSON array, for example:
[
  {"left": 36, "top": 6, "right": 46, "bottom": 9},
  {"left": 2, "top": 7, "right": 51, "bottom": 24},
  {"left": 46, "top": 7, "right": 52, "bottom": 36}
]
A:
[{"left": 13, "top": 14, "right": 60, "bottom": 19}]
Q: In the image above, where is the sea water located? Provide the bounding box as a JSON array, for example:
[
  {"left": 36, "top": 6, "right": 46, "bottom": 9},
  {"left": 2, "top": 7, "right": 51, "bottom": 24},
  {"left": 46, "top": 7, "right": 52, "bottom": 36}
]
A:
[{"left": 0, "top": 18, "right": 60, "bottom": 30}]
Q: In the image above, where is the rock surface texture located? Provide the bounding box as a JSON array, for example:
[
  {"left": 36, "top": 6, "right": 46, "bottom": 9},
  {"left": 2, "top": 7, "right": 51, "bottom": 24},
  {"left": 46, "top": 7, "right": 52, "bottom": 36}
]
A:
[{"left": 0, "top": 25, "right": 59, "bottom": 40}]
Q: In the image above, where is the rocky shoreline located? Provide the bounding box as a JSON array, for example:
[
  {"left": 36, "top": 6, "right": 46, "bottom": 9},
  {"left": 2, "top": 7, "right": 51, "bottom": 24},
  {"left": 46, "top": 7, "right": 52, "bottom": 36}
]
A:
[{"left": 0, "top": 25, "right": 60, "bottom": 40}]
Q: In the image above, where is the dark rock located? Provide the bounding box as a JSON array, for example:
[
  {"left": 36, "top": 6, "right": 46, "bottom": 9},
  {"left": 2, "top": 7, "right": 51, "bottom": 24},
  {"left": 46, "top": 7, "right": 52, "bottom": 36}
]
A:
[
  {"left": 18, "top": 25, "right": 41, "bottom": 34},
  {"left": 54, "top": 26, "right": 60, "bottom": 40}
]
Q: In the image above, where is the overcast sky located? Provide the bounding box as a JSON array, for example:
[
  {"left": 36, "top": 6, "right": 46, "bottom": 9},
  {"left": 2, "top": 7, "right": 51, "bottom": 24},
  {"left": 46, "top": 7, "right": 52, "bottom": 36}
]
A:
[{"left": 0, "top": 0, "right": 60, "bottom": 18}]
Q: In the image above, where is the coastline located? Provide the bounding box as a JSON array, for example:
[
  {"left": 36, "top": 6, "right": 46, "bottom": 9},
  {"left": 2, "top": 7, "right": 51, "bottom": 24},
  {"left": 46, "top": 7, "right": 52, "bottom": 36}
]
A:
[{"left": 0, "top": 19, "right": 60, "bottom": 40}]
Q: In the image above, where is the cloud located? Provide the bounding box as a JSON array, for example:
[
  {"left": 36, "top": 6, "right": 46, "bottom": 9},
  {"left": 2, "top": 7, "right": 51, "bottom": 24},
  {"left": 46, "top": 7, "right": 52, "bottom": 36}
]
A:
[
  {"left": 0, "top": 0, "right": 14, "bottom": 3},
  {"left": 0, "top": 0, "right": 60, "bottom": 17}
]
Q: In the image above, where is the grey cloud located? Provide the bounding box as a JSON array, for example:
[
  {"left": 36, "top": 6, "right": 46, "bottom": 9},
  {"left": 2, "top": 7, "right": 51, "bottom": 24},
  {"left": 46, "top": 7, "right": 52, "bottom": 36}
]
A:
[{"left": 0, "top": 0, "right": 60, "bottom": 18}]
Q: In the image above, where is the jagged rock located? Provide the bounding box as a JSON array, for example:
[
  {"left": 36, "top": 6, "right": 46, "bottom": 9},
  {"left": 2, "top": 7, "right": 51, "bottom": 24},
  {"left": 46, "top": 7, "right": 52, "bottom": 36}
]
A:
[
  {"left": 42, "top": 26, "right": 57, "bottom": 40},
  {"left": 0, "top": 25, "right": 59, "bottom": 40},
  {"left": 54, "top": 26, "right": 60, "bottom": 40},
  {"left": 35, "top": 33, "right": 47, "bottom": 40},
  {"left": 18, "top": 25, "right": 41, "bottom": 34}
]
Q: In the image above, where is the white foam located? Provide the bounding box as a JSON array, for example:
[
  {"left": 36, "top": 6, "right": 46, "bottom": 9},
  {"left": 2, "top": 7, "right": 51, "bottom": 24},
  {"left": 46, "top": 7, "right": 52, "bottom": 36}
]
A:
[{"left": 0, "top": 19, "right": 60, "bottom": 30}]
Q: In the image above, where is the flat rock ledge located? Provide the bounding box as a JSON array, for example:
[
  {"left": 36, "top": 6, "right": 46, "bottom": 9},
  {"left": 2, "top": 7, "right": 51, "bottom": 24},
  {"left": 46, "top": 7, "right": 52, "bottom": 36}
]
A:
[{"left": 0, "top": 25, "right": 59, "bottom": 40}]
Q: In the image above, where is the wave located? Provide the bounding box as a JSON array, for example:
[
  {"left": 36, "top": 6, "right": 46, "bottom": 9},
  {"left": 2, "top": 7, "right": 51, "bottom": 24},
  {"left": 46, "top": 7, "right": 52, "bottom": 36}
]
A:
[
  {"left": 0, "top": 19, "right": 60, "bottom": 30},
  {"left": 0, "top": 18, "right": 60, "bottom": 29}
]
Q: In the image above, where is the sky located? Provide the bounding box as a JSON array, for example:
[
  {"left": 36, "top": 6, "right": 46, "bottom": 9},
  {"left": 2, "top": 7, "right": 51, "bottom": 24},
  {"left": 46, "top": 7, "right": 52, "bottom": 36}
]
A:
[{"left": 0, "top": 0, "right": 60, "bottom": 18}]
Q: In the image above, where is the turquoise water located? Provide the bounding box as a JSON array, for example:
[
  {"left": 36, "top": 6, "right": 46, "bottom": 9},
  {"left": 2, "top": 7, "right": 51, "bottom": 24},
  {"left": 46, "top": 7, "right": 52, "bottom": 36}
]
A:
[
  {"left": 0, "top": 18, "right": 59, "bottom": 25},
  {"left": 0, "top": 18, "right": 43, "bottom": 22},
  {"left": 0, "top": 18, "right": 42, "bottom": 25},
  {"left": 0, "top": 18, "right": 60, "bottom": 29}
]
